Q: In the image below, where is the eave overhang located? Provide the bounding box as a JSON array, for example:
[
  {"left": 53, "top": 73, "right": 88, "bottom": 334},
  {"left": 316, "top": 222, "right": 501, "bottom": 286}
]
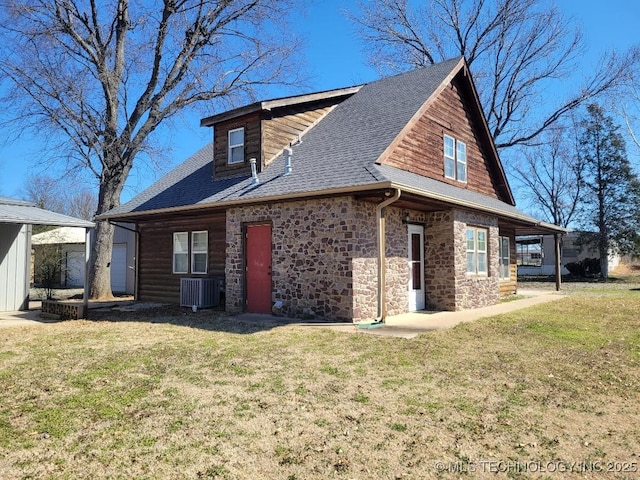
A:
[
  {"left": 98, "top": 180, "right": 564, "bottom": 237},
  {"left": 200, "top": 86, "right": 363, "bottom": 127}
]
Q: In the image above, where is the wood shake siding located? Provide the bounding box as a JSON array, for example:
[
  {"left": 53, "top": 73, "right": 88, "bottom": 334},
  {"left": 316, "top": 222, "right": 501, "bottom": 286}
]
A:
[
  {"left": 213, "top": 112, "right": 261, "bottom": 178},
  {"left": 262, "top": 105, "right": 333, "bottom": 164},
  {"left": 137, "top": 212, "right": 226, "bottom": 304},
  {"left": 382, "top": 76, "right": 500, "bottom": 199}
]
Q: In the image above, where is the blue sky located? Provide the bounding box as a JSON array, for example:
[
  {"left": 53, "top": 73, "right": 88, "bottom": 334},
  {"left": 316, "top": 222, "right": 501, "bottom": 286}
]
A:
[{"left": 0, "top": 0, "right": 638, "bottom": 204}]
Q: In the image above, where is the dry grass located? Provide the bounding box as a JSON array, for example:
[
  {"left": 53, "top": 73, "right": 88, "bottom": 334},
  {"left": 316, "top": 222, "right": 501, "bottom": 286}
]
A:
[{"left": 1, "top": 286, "right": 639, "bottom": 479}]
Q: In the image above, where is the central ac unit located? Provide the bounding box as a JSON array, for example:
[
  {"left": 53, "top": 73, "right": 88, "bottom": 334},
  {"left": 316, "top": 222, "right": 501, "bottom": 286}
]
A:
[{"left": 180, "top": 277, "right": 222, "bottom": 308}]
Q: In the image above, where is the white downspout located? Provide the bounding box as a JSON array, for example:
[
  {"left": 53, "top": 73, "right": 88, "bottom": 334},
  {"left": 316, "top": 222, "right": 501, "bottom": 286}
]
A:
[{"left": 375, "top": 188, "right": 401, "bottom": 323}]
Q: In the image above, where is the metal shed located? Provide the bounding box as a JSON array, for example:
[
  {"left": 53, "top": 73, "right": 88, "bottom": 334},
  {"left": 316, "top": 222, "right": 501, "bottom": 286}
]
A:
[{"left": 0, "top": 196, "right": 94, "bottom": 312}]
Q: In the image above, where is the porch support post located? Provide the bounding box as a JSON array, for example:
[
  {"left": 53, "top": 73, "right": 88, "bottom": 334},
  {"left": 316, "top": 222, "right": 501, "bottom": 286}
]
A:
[
  {"left": 554, "top": 233, "right": 562, "bottom": 291},
  {"left": 375, "top": 188, "right": 401, "bottom": 323},
  {"left": 83, "top": 227, "right": 92, "bottom": 316}
]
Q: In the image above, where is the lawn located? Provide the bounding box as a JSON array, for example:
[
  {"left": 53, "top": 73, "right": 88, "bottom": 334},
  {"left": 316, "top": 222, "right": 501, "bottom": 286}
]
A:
[{"left": 1, "top": 284, "right": 639, "bottom": 479}]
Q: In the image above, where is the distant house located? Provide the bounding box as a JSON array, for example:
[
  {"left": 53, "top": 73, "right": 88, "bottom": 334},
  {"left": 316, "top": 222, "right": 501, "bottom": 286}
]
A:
[
  {"left": 31, "top": 225, "right": 135, "bottom": 294},
  {"left": 99, "top": 57, "right": 564, "bottom": 323},
  {"left": 0, "top": 197, "right": 93, "bottom": 312},
  {"left": 517, "top": 232, "right": 620, "bottom": 276}
]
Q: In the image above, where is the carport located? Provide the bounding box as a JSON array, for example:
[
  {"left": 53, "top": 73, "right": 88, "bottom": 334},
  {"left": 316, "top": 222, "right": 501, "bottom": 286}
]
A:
[{"left": 0, "top": 196, "right": 94, "bottom": 312}]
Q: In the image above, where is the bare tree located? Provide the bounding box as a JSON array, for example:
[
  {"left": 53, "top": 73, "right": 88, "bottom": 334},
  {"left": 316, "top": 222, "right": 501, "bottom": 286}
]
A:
[
  {"left": 23, "top": 173, "right": 98, "bottom": 236},
  {"left": 23, "top": 174, "right": 67, "bottom": 216},
  {"left": 514, "top": 124, "right": 584, "bottom": 229},
  {"left": 350, "top": 0, "right": 639, "bottom": 150},
  {"left": 68, "top": 188, "right": 98, "bottom": 222},
  {"left": 0, "top": 0, "right": 303, "bottom": 299},
  {"left": 622, "top": 82, "right": 640, "bottom": 151}
]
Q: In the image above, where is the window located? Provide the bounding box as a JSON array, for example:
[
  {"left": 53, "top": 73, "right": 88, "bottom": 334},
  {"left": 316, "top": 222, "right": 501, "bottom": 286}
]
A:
[
  {"left": 466, "top": 227, "right": 488, "bottom": 275},
  {"left": 456, "top": 141, "right": 467, "bottom": 182},
  {"left": 228, "top": 127, "right": 245, "bottom": 164},
  {"left": 444, "top": 134, "right": 467, "bottom": 182},
  {"left": 444, "top": 135, "right": 455, "bottom": 179},
  {"left": 499, "top": 236, "right": 510, "bottom": 279},
  {"left": 191, "top": 231, "right": 208, "bottom": 274},
  {"left": 173, "top": 231, "right": 208, "bottom": 274},
  {"left": 173, "top": 232, "right": 188, "bottom": 274}
]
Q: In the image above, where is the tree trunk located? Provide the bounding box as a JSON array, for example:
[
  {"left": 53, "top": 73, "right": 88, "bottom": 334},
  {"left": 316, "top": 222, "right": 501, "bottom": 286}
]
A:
[
  {"left": 599, "top": 238, "right": 609, "bottom": 280},
  {"left": 89, "top": 155, "right": 129, "bottom": 299},
  {"left": 89, "top": 220, "right": 116, "bottom": 299}
]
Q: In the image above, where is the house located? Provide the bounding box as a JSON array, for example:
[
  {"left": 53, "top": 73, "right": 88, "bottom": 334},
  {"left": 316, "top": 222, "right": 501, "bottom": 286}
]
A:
[
  {"left": 516, "top": 232, "right": 620, "bottom": 276},
  {"left": 99, "top": 57, "right": 564, "bottom": 323},
  {"left": 0, "top": 197, "right": 94, "bottom": 312},
  {"left": 31, "top": 224, "right": 136, "bottom": 294}
]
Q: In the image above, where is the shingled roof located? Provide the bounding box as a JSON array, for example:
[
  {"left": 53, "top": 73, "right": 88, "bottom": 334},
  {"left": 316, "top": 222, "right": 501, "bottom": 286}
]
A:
[{"left": 100, "top": 58, "right": 563, "bottom": 234}]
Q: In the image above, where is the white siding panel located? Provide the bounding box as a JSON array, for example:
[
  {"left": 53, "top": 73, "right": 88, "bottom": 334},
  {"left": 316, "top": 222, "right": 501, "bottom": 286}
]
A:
[{"left": 0, "top": 223, "right": 31, "bottom": 311}]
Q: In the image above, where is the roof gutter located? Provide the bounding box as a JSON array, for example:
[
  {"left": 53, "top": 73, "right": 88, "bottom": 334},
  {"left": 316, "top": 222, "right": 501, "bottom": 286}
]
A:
[
  {"left": 373, "top": 188, "right": 401, "bottom": 324},
  {"left": 96, "top": 182, "right": 397, "bottom": 221}
]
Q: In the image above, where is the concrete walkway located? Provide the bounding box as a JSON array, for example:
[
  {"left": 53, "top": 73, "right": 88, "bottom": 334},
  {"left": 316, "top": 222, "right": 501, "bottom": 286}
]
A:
[
  {"left": 328, "top": 289, "right": 565, "bottom": 338},
  {"left": 0, "top": 308, "right": 61, "bottom": 328}
]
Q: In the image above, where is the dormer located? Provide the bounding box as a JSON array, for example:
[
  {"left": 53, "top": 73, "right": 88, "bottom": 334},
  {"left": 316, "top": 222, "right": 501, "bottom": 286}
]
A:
[{"left": 200, "top": 86, "right": 361, "bottom": 179}]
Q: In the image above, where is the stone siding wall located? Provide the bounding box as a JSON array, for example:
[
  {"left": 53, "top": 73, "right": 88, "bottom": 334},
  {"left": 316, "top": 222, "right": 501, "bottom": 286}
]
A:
[
  {"left": 383, "top": 207, "right": 410, "bottom": 318},
  {"left": 226, "top": 198, "right": 502, "bottom": 320},
  {"left": 424, "top": 211, "right": 457, "bottom": 310},
  {"left": 226, "top": 198, "right": 413, "bottom": 323},
  {"left": 423, "top": 209, "right": 501, "bottom": 311},
  {"left": 453, "top": 210, "right": 500, "bottom": 310},
  {"left": 226, "top": 197, "right": 381, "bottom": 322}
]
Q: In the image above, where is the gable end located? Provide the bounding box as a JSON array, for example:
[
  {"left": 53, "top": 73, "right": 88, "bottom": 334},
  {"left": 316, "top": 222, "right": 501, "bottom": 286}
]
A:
[{"left": 378, "top": 67, "right": 513, "bottom": 204}]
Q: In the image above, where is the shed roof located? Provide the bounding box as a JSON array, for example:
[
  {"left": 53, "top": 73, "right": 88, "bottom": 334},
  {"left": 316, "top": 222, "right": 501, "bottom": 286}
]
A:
[{"left": 0, "top": 197, "right": 94, "bottom": 228}]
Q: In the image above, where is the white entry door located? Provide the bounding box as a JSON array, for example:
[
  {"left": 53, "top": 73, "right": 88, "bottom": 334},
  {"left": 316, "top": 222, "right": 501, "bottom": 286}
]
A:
[{"left": 408, "top": 224, "right": 425, "bottom": 311}]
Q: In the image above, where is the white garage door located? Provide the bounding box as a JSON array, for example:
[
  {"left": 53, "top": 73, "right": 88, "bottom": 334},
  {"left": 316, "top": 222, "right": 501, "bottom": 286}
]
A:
[{"left": 111, "top": 244, "right": 127, "bottom": 293}]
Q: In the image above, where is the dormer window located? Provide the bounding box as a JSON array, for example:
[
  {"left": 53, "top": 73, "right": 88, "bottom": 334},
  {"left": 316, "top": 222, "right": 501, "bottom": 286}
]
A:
[
  {"left": 228, "top": 127, "right": 245, "bottom": 164},
  {"left": 444, "top": 134, "right": 467, "bottom": 183}
]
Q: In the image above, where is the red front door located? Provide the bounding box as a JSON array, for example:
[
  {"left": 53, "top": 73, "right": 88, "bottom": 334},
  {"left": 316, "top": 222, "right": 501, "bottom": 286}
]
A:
[{"left": 246, "top": 224, "right": 272, "bottom": 313}]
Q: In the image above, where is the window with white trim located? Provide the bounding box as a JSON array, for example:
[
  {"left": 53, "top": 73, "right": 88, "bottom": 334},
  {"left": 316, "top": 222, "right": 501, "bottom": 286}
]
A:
[
  {"left": 499, "top": 236, "right": 510, "bottom": 279},
  {"left": 191, "top": 231, "right": 208, "bottom": 274},
  {"left": 444, "top": 134, "right": 467, "bottom": 182},
  {"left": 173, "top": 232, "right": 189, "bottom": 274},
  {"left": 228, "top": 127, "right": 245, "bottom": 164},
  {"left": 466, "top": 227, "right": 488, "bottom": 275}
]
